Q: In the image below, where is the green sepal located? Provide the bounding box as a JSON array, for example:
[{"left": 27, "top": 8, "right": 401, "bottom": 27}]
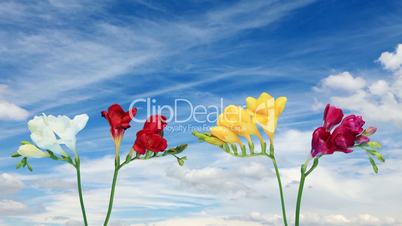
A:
[
  {"left": 261, "top": 142, "right": 267, "bottom": 153},
  {"left": 230, "top": 144, "right": 238, "bottom": 154},
  {"left": 145, "top": 151, "right": 152, "bottom": 159},
  {"left": 165, "top": 144, "right": 188, "bottom": 155},
  {"left": 177, "top": 156, "right": 187, "bottom": 166},
  {"left": 248, "top": 142, "right": 254, "bottom": 154},
  {"left": 174, "top": 144, "right": 188, "bottom": 154},
  {"left": 269, "top": 143, "right": 274, "bottom": 156},
  {"left": 240, "top": 145, "right": 247, "bottom": 155},
  {"left": 368, "top": 156, "right": 378, "bottom": 174},
  {"left": 11, "top": 152, "right": 21, "bottom": 158},
  {"left": 366, "top": 141, "right": 382, "bottom": 149},
  {"left": 366, "top": 149, "right": 385, "bottom": 162},
  {"left": 26, "top": 162, "right": 33, "bottom": 172},
  {"left": 62, "top": 155, "right": 74, "bottom": 165},
  {"left": 20, "top": 141, "right": 31, "bottom": 145},
  {"left": 16, "top": 157, "right": 28, "bottom": 170},
  {"left": 47, "top": 150, "right": 59, "bottom": 160},
  {"left": 223, "top": 143, "right": 231, "bottom": 154}
]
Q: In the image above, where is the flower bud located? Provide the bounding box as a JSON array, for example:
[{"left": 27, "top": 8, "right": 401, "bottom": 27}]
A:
[{"left": 363, "top": 127, "right": 377, "bottom": 136}]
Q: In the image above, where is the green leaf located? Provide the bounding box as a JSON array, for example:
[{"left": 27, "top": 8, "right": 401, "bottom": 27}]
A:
[
  {"left": 20, "top": 141, "right": 31, "bottom": 145},
  {"left": 367, "top": 141, "right": 382, "bottom": 149},
  {"left": 366, "top": 149, "right": 385, "bottom": 162},
  {"left": 11, "top": 152, "right": 21, "bottom": 158},
  {"left": 368, "top": 156, "right": 378, "bottom": 174}
]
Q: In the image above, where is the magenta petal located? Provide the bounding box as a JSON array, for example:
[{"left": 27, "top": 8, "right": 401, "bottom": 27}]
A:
[{"left": 323, "top": 104, "right": 344, "bottom": 131}]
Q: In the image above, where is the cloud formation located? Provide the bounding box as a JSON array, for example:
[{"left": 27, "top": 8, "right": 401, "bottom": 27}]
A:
[
  {"left": 315, "top": 44, "right": 402, "bottom": 126},
  {"left": 0, "top": 85, "right": 29, "bottom": 121}
]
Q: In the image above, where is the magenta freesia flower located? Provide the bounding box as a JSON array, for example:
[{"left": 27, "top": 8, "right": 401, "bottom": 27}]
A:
[
  {"left": 323, "top": 104, "right": 343, "bottom": 131},
  {"left": 311, "top": 104, "right": 371, "bottom": 157}
]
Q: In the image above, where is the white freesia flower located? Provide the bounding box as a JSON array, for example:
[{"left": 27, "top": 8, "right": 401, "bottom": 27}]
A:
[
  {"left": 27, "top": 114, "right": 89, "bottom": 156},
  {"left": 45, "top": 114, "right": 89, "bottom": 152},
  {"left": 17, "top": 144, "right": 50, "bottom": 158},
  {"left": 28, "top": 115, "right": 67, "bottom": 156}
]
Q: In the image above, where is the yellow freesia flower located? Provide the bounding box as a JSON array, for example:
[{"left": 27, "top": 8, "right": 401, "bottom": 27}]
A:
[
  {"left": 217, "top": 105, "right": 264, "bottom": 143},
  {"left": 210, "top": 126, "right": 243, "bottom": 145},
  {"left": 246, "top": 92, "right": 287, "bottom": 143}
]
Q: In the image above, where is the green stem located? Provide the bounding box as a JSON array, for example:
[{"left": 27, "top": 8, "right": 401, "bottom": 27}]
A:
[
  {"left": 295, "top": 165, "right": 307, "bottom": 226},
  {"left": 271, "top": 156, "right": 289, "bottom": 226},
  {"left": 268, "top": 143, "right": 288, "bottom": 226},
  {"left": 103, "top": 165, "right": 120, "bottom": 226},
  {"left": 75, "top": 159, "right": 88, "bottom": 226}
]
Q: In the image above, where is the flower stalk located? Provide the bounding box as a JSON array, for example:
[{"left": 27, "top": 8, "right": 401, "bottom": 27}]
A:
[
  {"left": 74, "top": 157, "right": 89, "bottom": 226},
  {"left": 268, "top": 144, "right": 288, "bottom": 226},
  {"left": 295, "top": 158, "right": 318, "bottom": 226}
]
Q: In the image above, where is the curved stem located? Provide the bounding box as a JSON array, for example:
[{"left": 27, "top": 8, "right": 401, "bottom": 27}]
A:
[
  {"left": 268, "top": 143, "right": 288, "bottom": 226},
  {"left": 103, "top": 166, "right": 119, "bottom": 226},
  {"left": 271, "top": 157, "right": 289, "bottom": 226},
  {"left": 295, "top": 165, "right": 307, "bottom": 226},
  {"left": 75, "top": 158, "right": 88, "bottom": 226}
]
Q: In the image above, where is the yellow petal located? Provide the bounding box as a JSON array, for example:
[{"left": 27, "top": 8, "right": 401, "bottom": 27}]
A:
[
  {"left": 246, "top": 97, "right": 258, "bottom": 112},
  {"left": 210, "top": 126, "right": 243, "bottom": 145},
  {"left": 257, "top": 92, "right": 273, "bottom": 103},
  {"left": 255, "top": 96, "right": 274, "bottom": 115},
  {"left": 275, "top": 96, "right": 287, "bottom": 117}
]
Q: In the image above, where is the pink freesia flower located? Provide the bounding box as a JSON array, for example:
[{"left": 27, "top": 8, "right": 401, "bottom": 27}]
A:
[
  {"left": 311, "top": 104, "right": 370, "bottom": 157},
  {"left": 323, "top": 104, "right": 344, "bottom": 131},
  {"left": 341, "top": 115, "right": 365, "bottom": 134}
]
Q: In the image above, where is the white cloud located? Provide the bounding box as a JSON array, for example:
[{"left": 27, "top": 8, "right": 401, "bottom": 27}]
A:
[
  {"left": 369, "top": 80, "right": 389, "bottom": 96},
  {"left": 315, "top": 71, "right": 366, "bottom": 91},
  {"left": 0, "top": 99, "right": 29, "bottom": 121},
  {"left": 0, "top": 85, "right": 29, "bottom": 121},
  {"left": 0, "top": 173, "right": 24, "bottom": 195},
  {"left": 0, "top": 200, "right": 27, "bottom": 216},
  {"left": 378, "top": 44, "right": 402, "bottom": 71},
  {"left": 130, "top": 212, "right": 402, "bottom": 226},
  {"left": 132, "top": 216, "right": 264, "bottom": 226},
  {"left": 314, "top": 44, "right": 402, "bottom": 126}
]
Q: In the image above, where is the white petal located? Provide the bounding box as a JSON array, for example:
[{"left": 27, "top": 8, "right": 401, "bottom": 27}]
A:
[
  {"left": 72, "top": 114, "right": 89, "bottom": 134},
  {"left": 28, "top": 115, "right": 65, "bottom": 155},
  {"left": 17, "top": 144, "right": 49, "bottom": 158}
]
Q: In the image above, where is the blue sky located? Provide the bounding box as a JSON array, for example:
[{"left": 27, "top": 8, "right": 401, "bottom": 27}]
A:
[{"left": 1, "top": 0, "right": 402, "bottom": 225}]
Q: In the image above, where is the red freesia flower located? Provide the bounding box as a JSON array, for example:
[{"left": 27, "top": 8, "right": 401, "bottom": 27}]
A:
[
  {"left": 323, "top": 104, "right": 344, "bottom": 131},
  {"left": 133, "top": 130, "right": 167, "bottom": 154},
  {"left": 311, "top": 104, "right": 369, "bottom": 157},
  {"left": 143, "top": 115, "right": 167, "bottom": 134},
  {"left": 102, "top": 104, "right": 137, "bottom": 139},
  {"left": 133, "top": 115, "right": 168, "bottom": 155}
]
